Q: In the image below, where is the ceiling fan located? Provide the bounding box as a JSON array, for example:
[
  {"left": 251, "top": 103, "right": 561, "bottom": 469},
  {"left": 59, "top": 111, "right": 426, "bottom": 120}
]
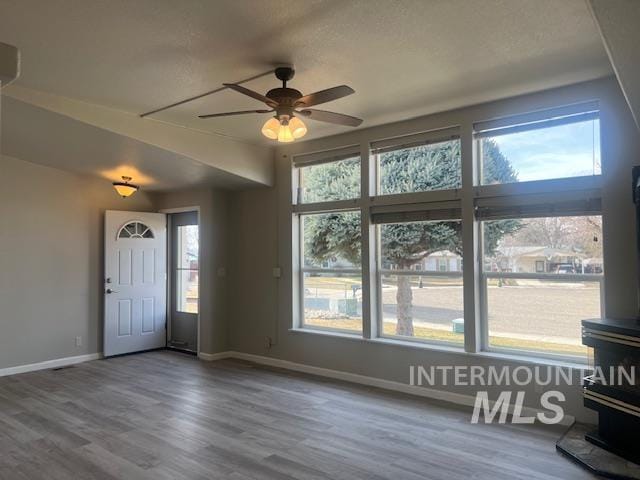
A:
[{"left": 198, "top": 66, "right": 363, "bottom": 143}]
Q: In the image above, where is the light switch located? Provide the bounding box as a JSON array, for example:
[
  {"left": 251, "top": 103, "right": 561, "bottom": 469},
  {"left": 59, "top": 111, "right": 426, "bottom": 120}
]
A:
[{"left": 272, "top": 267, "right": 281, "bottom": 278}]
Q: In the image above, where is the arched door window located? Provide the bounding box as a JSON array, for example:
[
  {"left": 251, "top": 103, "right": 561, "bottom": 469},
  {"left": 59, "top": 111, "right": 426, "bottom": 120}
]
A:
[{"left": 118, "top": 222, "right": 155, "bottom": 239}]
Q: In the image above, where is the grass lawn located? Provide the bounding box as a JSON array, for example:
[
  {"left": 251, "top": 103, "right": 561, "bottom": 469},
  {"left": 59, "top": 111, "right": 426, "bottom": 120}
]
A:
[
  {"left": 305, "top": 276, "right": 362, "bottom": 287},
  {"left": 304, "top": 276, "right": 461, "bottom": 288},
  {"left": 305, "top": 317, "right": 587, "bottom": 356}
]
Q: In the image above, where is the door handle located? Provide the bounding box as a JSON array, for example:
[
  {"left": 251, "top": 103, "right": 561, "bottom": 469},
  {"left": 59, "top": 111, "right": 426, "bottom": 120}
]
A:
[{"left": 105, "top": 288, "right": 118, "bottom": 294}]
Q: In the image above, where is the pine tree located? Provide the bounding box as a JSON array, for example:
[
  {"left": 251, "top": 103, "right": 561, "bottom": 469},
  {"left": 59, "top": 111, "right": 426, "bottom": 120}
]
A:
[{"left": 304, "top": 139, "right": 520, "bottom": 336}]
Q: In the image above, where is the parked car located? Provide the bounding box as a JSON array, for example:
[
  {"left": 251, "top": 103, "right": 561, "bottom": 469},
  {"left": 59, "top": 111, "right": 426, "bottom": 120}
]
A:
[{"left": 554, "top": 264, "right": 576, "bottom": 274}]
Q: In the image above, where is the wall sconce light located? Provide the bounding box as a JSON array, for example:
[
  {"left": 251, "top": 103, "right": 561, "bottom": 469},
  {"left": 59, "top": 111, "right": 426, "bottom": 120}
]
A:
[{"left": 112, "top": 176, "right": 139, "bottom": 198}]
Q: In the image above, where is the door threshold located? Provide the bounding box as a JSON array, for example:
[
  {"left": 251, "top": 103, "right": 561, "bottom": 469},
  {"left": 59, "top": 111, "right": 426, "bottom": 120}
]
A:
[
  {"left": 103, "top": 347, "right": 167, "bottom": 359},
  {"left": 166, "top": 346, "right": 197, "bottom": 356}
]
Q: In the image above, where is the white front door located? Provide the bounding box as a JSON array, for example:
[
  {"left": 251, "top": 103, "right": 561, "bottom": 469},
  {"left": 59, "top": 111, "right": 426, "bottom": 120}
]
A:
[{"left": 104, "top": 211, "right": 167, "bottom": 357}]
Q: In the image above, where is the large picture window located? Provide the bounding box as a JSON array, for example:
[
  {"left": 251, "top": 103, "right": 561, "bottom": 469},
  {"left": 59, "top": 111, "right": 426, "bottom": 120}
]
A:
[{"left": 292, "top": 102, "right": 604, "bottom": 362}]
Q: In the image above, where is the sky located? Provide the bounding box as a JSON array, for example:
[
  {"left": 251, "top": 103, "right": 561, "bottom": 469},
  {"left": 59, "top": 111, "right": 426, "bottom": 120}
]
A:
[{"left": 489, "top": 119, "right": 600, "bottom": 183}]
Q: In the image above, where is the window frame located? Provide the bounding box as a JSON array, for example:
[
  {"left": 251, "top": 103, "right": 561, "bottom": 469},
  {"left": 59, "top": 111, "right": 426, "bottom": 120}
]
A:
[
  {"left": 175, "top": 224, "right": 199, "bottom": 314},
  {"left": 475, "top": 104, "right": 601, "bottom": 186},
  {"left": 295, "top": 181, "right": 364, "bottom": 334},
  {"left": 376, "top": 269, "right": 465, "bottom": 347},
  {"left": 372, "top": 127, "right": 462, "bottom": 197},
  {"left": 477, "top": 218, "right": 604, "bottom": 363},
  {"left": 299, "top": 269, "right": 364, "bottom": 335},
  {"left": 293, "top": 145, "right": 361, "bottom": 205},
  {"left": 374, "top": 216, "right": 465, "bottom": 348},
  {"left": 289, "top": 101, "right": 604, "bottom": 364}
]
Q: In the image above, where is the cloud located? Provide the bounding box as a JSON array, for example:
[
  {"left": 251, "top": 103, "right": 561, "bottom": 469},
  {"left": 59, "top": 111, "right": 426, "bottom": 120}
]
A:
[{"left": 489, "top": 119, "right": 600, "bottom": 182}]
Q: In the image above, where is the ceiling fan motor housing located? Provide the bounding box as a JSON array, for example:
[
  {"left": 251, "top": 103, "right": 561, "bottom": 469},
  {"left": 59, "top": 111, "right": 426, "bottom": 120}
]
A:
[{"left": 267, "top": 87, "right": 303, "bottom": 118}]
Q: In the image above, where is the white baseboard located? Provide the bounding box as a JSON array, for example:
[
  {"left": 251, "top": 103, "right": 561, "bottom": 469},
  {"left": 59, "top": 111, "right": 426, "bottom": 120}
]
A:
[
  {"left": 0, "top": 352, "right": 103, "bottom": 377},
  {"left": 198, "top": 351, "right": 233, "bottom": 361},
  {"left": 202, "top": 351, "right": 575, "bottom": 426}
]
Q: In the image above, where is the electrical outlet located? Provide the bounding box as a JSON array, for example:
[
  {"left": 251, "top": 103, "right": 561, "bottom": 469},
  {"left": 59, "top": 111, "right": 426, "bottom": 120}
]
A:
[
  {"left": 75, "top": 336, "right": 82, "bottom": 347},
  {"left": 265, "top": 336, "right": 273, "bottom": 349}
]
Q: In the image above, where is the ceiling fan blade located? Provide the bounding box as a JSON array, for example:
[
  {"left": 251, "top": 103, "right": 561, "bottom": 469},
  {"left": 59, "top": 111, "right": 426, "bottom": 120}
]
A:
[
  {"left": 223, "top": 83, "right": 278, "bottom": 107},
  {"left": 294, "top": 85, "right": 355, "bottom": 108},
  {"left": 298, "top": 109, "right": 363, "bottom": 127},
  {"left": 198, "top": 109, "right": 272, "bottom": 119}
]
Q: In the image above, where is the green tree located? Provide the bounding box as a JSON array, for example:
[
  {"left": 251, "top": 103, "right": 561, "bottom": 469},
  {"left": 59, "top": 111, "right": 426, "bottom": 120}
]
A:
[{"left": 304, "top": 139, "right": 520, "bottom": 336}]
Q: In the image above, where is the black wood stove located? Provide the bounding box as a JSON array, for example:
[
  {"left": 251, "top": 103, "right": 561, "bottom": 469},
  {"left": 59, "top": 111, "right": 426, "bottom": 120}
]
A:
[
  {"left": 582, "top": 318, "right": 640, "bottom": 463},
  {"left": 579, "top": 165, "right": 640, "bottom": 465}
]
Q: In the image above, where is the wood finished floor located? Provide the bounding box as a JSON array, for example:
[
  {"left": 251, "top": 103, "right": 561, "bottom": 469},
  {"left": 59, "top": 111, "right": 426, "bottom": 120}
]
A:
[{"left": 0, "top": 351, "right": 595, "bottom": 480}]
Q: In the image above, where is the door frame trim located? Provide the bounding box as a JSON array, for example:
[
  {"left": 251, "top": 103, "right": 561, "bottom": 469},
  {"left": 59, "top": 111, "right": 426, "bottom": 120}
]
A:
[
  {"left": 160, "top": 206, "right": 201, "bottom": 356},
  {"left": 103, "top": 210, "right": 168, "bottom": 357}
]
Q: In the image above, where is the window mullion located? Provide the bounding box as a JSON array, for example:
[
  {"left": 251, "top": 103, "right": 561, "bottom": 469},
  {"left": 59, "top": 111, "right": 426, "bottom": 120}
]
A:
[
  {"left": 478, "top": 223, "right": 490, "bottom": 352},
  {"left": 461, "top": 122, "right": 480, "bottom": 353},
  {"left": 361, "top": 143, "right": 375, "bottom": 339}
]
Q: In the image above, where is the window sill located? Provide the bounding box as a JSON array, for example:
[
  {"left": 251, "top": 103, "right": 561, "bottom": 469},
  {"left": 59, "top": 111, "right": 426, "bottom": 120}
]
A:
[
  {"left": 289, "top": 327, "right": 363, "bottom": 342},
  {"left": 368, "top": 336, "right": 465, "bottom": 354},
  {"left": 476, "top": 349, "right": 588, "bottom": 370},
  {"left": 288, "top": 327, "right": 589, "bottom": 370}
]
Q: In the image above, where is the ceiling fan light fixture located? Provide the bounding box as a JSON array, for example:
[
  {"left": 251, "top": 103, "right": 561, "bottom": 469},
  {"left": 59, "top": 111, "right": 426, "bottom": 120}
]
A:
[
  {"left": 289, "top": 116, "right": 307, "bottom": 139},
  {"left": 261, "top": 117, "right": 280, "bottom": 140},
  {"left": 277, "top": 123, "right": 295, "bottom": 143},
  {"left": 112, "top": 176, "right": 139, "bottom": 198},
  {"left": 262, "top": 116, "right": 305, "bottom": 143}
]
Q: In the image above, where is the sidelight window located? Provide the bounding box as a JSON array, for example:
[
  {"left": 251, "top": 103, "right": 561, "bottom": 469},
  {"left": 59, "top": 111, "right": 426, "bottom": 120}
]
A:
[{"left": 176, "top": 225, "right": 199, "bottom": 314}]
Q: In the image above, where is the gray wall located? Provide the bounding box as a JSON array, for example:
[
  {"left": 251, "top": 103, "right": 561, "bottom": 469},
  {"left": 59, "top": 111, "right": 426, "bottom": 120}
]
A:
[
  {"left": 0, "top": 155, "right": 154, "bottom": 369},
  {"left": 152, "top": 188, "right": 230, "bottom": 354},
  {"left": 228, "top": 187, "right": 279, "bottom": 352},
  {"left": 227, "top": 77, "right": 640, "bottom": 422},
  {"left": 0, "top": 156, "right": 231, "bottom": 368}
]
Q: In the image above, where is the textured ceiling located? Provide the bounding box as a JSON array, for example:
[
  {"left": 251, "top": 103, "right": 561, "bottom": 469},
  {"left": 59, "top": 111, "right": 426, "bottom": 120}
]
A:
[{"left": 0, "top": 0, "right": 612, "bottom": 145}]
